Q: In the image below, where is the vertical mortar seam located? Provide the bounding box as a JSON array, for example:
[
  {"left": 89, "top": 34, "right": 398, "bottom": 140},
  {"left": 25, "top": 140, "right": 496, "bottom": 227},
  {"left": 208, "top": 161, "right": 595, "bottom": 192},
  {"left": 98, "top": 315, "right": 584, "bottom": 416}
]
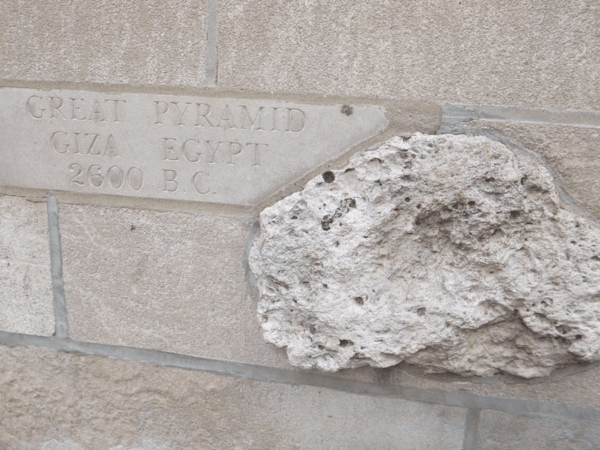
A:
[
  {"left": 461, "top": 408, "right": 481, "bottom": 450},
  {"left": 205, "top": 0, "right": 219, "bottom": 87},
  {"left": 46, "top": 193, "right": 68, "bottom": 338}
]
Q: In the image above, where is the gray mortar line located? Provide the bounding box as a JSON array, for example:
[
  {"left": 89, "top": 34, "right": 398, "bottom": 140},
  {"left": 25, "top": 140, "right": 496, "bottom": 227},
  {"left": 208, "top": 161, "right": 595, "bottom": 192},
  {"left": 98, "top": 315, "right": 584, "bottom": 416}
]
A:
[
  {"left": 461, "top": 408, "right": 480, "bottom": 450},
  {"left": 242, "top": 219, "right": 261, "bottom": 301},
  {"left": 2, "top": 331, "right": 600, "bottom": 424},
  {"left": 205, "top": 0, "right": 219, "bottom": 87},
  {"left": 46, "top": 193, "right": 69, "bottom": 338},
  {"left": 444, "top": 103, "right": 600, "bottom": 129}
]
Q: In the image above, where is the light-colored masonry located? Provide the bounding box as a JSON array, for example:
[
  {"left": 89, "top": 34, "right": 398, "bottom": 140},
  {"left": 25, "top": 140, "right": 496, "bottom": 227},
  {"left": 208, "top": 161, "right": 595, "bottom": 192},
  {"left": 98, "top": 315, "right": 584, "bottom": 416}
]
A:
[{"left": 1, "top": 1, "right": 600, "bottom": 448}]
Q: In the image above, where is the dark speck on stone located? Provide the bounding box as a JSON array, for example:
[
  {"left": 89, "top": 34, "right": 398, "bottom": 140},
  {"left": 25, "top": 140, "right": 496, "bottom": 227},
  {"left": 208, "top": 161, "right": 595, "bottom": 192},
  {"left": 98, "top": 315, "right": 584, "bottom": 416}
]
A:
[
  {"left": 322, "top": 171, "right": 335, "bottom": 183},
  {"left": 341, "top": 104, "right": 354, "bottom": 116}
]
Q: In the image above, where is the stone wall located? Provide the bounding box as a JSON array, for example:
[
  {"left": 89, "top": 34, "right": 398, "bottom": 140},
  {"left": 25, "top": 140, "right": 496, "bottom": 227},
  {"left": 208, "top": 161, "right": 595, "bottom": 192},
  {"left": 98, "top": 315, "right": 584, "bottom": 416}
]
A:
[{"left": 1, "top": 1, "right": 599, "bottom": 449}]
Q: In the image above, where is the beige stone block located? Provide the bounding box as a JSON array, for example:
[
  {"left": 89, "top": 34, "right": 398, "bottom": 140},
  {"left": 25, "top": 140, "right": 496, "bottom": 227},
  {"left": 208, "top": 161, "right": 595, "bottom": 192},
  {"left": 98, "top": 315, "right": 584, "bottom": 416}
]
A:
[
  {"left": 470, "top": 122, "right": 600, "bottom": 220},
  {"left": 477, "top": 410, "right": 600, "bottom": 450},
  {"left": 0, "top": 0, "right": 207, "bottom": 87},
  {"left": 0, "top": 195, "right": 54, "bottom": 336},
  {"left": 58, "top": 202, "right": 600, "bottom": 412},
  {"left": 0, "top": 344, "right": 468, "bottom": 449},
  {"left": 61, "top": 203, "right": 288, "bottom": 367},
  {"left": 219, "top": 0, "right": 599, "bottom": 110},
  {"left": 0, "top": 87, "right": 387, "bottom": 208}
]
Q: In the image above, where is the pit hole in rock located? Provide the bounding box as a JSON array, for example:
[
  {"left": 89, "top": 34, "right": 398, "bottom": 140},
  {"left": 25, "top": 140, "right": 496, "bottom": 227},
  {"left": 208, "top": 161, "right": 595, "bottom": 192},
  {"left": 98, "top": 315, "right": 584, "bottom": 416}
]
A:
[
  {"left": 130, "top": 225, "right": 136, "bottom": 231},
  {"left": 339, "top": 339, "right": 353, "bottom": 347},
  {"left": 354, "top": 296, "right": 365, "bottom": 305},
  {"left": 322, "top": 171, "right": 335, "bottom": 183},
  {"left": 321, "top": 215, "right": 333, "bottom": 231},
  {"left": 318, "top": 345, "right": 325, "bottom": 350},
  {"left": 291, "top": 215, "right": 298, "bottom": 220},
  {"left": 468, "top": 201, "right": 476, "bottom": 206},
  {"left": 510, "top": 211, "right": 520, "bottom": 219},
  {"left": 556, "top": 325, "right": 570, "bottom": 335},
  {"left": 405, "top": 197, "right": 411, "bottom": 202},
  {"left": 575, "top": 335, "right": 583, "bottom": 340},
  {"left": 417, "top": 307, "right": 426, "bottom": 316}
]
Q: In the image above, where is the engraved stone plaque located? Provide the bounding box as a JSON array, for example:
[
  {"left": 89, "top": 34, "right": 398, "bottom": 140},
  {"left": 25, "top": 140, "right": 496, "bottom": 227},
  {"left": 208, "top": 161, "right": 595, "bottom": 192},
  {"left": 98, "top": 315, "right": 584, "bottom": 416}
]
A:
[{"left": 0, "top": 88, "right": 387, "bottom": 206}]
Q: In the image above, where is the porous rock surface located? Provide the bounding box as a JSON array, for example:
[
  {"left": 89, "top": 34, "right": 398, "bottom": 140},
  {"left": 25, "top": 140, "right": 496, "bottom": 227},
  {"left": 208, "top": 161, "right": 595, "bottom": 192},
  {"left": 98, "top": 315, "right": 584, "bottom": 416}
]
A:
[{"left": 249, "top": 134, "right": 600, "bottom": 378}]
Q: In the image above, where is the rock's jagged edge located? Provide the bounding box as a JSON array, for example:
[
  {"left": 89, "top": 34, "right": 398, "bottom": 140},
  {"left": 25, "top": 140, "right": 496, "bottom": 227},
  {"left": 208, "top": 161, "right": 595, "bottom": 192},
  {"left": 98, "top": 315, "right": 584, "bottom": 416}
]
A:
[{"left": 249, "top": 133, "right": 600, "bottom": 378}]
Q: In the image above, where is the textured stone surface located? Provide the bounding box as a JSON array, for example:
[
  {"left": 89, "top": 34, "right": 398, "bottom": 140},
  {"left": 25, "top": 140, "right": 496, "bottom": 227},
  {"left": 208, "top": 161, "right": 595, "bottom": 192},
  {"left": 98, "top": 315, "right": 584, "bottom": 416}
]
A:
[
  {"left": 0, "top": 0, "right": 206, "bottom": 86},
  {"left": 468, "top": 122, "right": 600, "bottom": 221},
  {"left": 477, "top": 410, "right": 600, "bottom": 450},
  {"left": 0, "top": 345, "right": 467, "bottom": 449},
  {"left": 250, "top": 134, "right": 600, "bottom": 377},
  {"left": 219, "top": 0, "right": 600, "bottom": 110},
  {"left": 61, "top": 204, "right": 286, "bottom": 367},
  {"left": 0, "top": 195, "right": 54, "bottom": 336}
]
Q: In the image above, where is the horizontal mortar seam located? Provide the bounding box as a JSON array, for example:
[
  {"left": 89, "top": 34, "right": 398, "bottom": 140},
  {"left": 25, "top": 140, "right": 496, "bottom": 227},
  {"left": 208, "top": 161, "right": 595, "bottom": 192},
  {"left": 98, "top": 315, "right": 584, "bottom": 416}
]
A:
[
  {"left": 444, "top": 103, "right": 600, "bottom": 129},
  {"left": 1, "top": 331, "right": 599, "bottom": 423}
]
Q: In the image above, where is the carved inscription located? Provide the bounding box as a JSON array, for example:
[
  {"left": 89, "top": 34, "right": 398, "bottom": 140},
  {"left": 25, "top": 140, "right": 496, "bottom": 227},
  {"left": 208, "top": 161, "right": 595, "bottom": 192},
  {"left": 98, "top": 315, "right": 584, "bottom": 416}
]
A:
[
  {"left": 27, "top": 94, "right": 308, "bottom": 196},
  {"left": 0, "top": 88, "right": 387, "bottom": 206}
]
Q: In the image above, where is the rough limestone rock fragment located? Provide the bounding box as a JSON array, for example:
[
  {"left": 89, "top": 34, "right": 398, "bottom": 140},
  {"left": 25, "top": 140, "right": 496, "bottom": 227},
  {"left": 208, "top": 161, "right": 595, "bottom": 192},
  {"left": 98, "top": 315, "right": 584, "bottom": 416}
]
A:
[{"left": 249, "top": 134, "right": 600, "bottom": 378}]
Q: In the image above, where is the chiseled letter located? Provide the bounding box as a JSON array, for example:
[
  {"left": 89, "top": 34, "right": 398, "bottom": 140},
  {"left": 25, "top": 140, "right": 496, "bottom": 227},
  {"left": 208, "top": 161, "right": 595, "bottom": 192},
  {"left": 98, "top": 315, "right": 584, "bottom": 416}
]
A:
[
  {"left": 192, "top": 171, "right": 210, "bottom": 194},
  {"left": 171, "top": 102, "right": 191, "bottom": 126},
  {"left": 69, "top": 98, "right": 86, "bottom": 121},
  {"left": 154, "top": 101, "right": 170, "bottom": 125},
  {"left": 106, "top": 99, "right": 126, "bottom": 123},
  {"left": 51, "top": 131, "right": 70, "bottom": 154},
  {"left": 287, "top": 108, "right": 307, "bottom": 132},
  {"left": 163, "top": 170, "right": 179, "bottom": 192},
  {"left": 103, "top": 135, "right": 120, "bottom": 157},
  {"left": 195, "top": 103, "right": 216, "bottom": 127},
  {"left": 228, "top": 142, "right": 243, "bottom": 165},
  {"left": 26, "top": 96, "right": 45, "bottom": 119},
  {"left": 271, "top": 107, "right": 279, "bottom": 132},
  {"left": 217, "top": 104, "right": 237, "bottom": 129},
  {"left": 88, "top": 101, "right": 107, "bottom": 122},
  {"left": 162, "top": 138, "right": 179, "bottom": 161},
  {"left": 87, "top": 134, "right": 101, "bottom": 155},
  {"left": 239, "top": 105, "right": 265, "bottom": 131},
  {"left": 49, "top": 97, "right": 67, "bottom": 120},
  {"left": 205, "top": 140, "right": 223, "bottom": 164},
  {"left": 251, "top": 143, "right": 269, "bottom": 166},
  {"left": 182, "top": 139, "right": 201, "bottom": 163}
]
